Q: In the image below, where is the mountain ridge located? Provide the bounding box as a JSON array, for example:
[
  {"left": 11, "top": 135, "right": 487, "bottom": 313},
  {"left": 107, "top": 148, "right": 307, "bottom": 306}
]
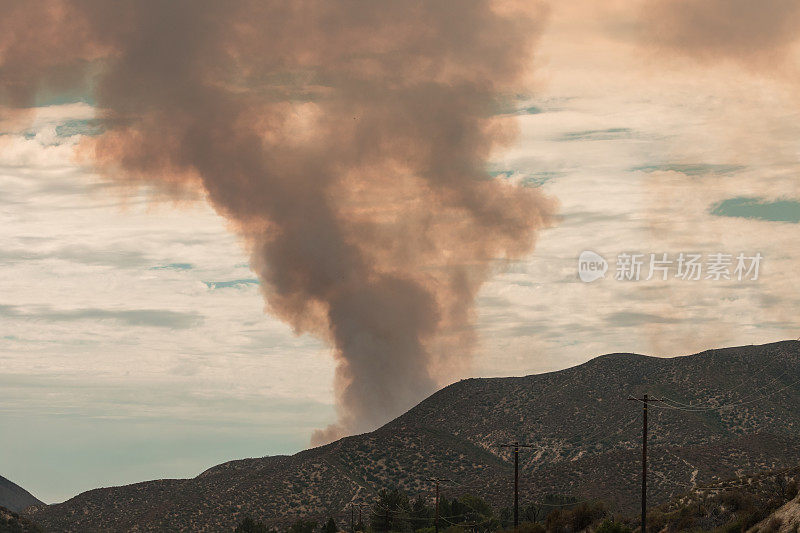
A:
[
  {"left": 0, "top": 475, "right": 43, "bottom": 514},
  {"left": 27, "top": 340, "right": 800, "bottom": 531}
]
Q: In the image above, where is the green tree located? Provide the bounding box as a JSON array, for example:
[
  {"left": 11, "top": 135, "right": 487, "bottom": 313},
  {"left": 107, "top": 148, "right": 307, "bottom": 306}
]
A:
[
  {"left": 288, "top": 518, "right": 318, "bottom": 533},
  {"left": 436, "top": 494, "right": 496, "bottom": 530},
  {"left": 545, "top": 501, "right": 606, "bottom": 533},
  {"left": 507, "top": 523, "right": 545, "bottom": 533},
  {"left": 371, "top": 487, "right": 411, "bottom": 532},
  {"left": 235, "top": 516, "right": 270, "bottom": 533},
  {"left": 522, "top": 503, "right": 543, "bottom": 524},
  {"left": 595, "top": 519, "right": 632, "bottom": 533},
  {"left": 443, "top": 497, "right": 466, "bottom": 525},
  {"left": 499, "top": 507, "right": 512, "bottom": 528},
  {"left": 410, "top": 494, "right": 432, "bottom": 528},
  {"left": 324, "top": 517, "right": 338, "bottom": 533},
  {"left": 456, "top": 494, "right": 495, "bottom": 529}
]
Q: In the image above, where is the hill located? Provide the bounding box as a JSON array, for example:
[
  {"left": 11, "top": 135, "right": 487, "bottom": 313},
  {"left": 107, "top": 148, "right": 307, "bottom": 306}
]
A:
[
  {"left": 0, "top": 505, "right": 42, "bottom": 533},
  {"left": 0, "top": 477, "right": 41, "bottom": 514},
  {"left": 624, "top": 462, "right": 800, "bottom": 531},
  {"left": 752, "top": 493, "right": 800, "bottom": 533},
  {"left": 27, "top": 340, "right": 800, "bottom": 531}
]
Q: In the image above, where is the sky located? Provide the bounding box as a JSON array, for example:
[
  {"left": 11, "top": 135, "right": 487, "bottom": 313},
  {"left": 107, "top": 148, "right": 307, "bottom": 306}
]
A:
[{"left": 2, "top": 2, "right": 800, "bottom": 503}]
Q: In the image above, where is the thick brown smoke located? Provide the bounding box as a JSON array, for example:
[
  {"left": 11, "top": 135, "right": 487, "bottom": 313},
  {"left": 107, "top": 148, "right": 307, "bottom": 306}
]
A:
[
  {"left": 641, "top": 0, "right": 800, "bottom": 68},
  {"left": 0, "top": 0, "right": 553, "bottom": 444}
]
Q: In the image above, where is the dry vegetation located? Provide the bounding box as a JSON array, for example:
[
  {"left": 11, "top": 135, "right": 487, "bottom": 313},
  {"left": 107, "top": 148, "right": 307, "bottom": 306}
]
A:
[{"left": 26, "top": 341, "right": 800, "bottom": 532}]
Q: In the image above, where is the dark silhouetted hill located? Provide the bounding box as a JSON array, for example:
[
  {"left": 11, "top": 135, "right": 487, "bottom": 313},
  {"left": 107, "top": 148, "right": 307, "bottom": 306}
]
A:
[
  {"left": 28, "top": 341, "right": 800, "bottom": 531},
  {"left": 0, "top": 477, "right": 41, "bottom": 514}
]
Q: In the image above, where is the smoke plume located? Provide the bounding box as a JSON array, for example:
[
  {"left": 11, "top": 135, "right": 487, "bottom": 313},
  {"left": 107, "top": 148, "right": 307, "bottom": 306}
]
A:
[
  {"left": 640, "top": 0, "right": 800, "bottom": 68},
  {"left": 0, "top": 0, "right": 554, "bottom": 444}
]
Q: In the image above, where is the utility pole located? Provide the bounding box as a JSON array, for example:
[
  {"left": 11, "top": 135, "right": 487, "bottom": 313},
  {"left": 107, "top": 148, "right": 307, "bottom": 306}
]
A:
[
  {"left": 351, "top": 504, "right": 355, "bottom": 533},
  {"left": 429, "top": 477, "right": 450, "bottom": 533},
  {"left": 628, "top": 394, "right": 661, "bottom": 533},
  {"left": 500, "top": 441, "right": 534, "bottom": 529}
]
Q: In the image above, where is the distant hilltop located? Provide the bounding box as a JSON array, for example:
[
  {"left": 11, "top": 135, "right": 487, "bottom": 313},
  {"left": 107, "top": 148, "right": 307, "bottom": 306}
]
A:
[
  {"left": 28, "top": 341, "right": 800, "bottom": 532},
  {"left": 0, "top": 475, "right": 42, "bottom": 513}
]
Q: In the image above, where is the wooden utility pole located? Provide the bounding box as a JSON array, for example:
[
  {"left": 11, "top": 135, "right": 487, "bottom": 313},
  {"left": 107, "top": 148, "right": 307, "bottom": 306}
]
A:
[
  {"left": 628, "top": 394, "right": 661, "bottom": 533},
  {"left": 500, "top": 442, "right": 534, "bottom": 529},
  {"left": 429, "top": 477, "right": 450, "bottom": 533},
  {"left": 350, "top": 504, "right": 355, "bottom": 533}
]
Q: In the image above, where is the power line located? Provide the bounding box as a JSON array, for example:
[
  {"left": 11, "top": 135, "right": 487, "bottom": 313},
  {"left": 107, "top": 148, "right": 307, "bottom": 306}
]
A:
[
  {"left": 693, "top": 463, "right": 800, "bottom": 491},
  {"left": 657, "top": 369, "right": 795, "bottom": 411},
  {"left": 655, "top": 357, "right": 800, "bottom": 411},
  {"left": 651, "top": 374, "right": 800, "bottom": 413}
]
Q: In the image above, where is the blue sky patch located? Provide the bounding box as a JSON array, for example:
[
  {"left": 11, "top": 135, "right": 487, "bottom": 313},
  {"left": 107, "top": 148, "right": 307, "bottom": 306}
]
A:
[
  {"left": 559, "top": 128, "right": 633, "bottom": 142},
  {"left": 204, "top": 279, "right": 260, "bottom": 289},
  {"left": 151, "top": 263, "right": 194, "bottom": 271},
  {"left": 517, "top": 105, "right": 542, "bottom": 115},
  {"left": 519, "top": 171, "right": 561, "bottom": 188},
  {"left": 33, "top": 93, "right": 95, "bottom": 107},
  {"left": 56, "top": 119, "right": 105, "bottom": 138},
  {"left": 631, "top": 163, "right": 744, "bottom": 176},
  {"left": 490, "top": 170, "right": 561, "bottom": 188},
  {"left": 710, "top": 197, "right": 800, "bottom": 223},
  {"left": 493, "top": 94, "right": 544, "bottom": 115}
]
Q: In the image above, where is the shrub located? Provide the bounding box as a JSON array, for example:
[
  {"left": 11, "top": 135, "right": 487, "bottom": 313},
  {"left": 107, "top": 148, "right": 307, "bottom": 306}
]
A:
[
  {"left": 235, "top": 516, "right": 271, "bottom": 533},
  {"left": 787, "top": 481, "right": 799, "bottom": 501},
  {"left": 515, "top": 522, "right": 546, "bottom": 533},
  {"left": 595, "top": 519, "right": 632, "bottom": 533},
  {"left": 545, "top": 502, "right": 606, "bottom": 532},
  {"left": 762, "top": 517, "right": 784, "bottom": 533},
  {"left": 719, "top": 490, "right": 754, "bottom": 513},
  {"left": 288, "top": 518, "right": 318, "bottom": 533}
]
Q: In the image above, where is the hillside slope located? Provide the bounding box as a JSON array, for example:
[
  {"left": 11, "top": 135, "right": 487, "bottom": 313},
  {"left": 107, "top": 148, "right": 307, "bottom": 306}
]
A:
[
  {"left": 0, "top": 476, "right": 41, "bottom": 514},
  {"left": 28, "top": 341, "right": 800, "bottom": 531},
  {"left": 750, "top": 494, "right": 800, "bottom": 533},
  {"left": 0, "top": 505, "right": 42, "bottom": 532}
]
